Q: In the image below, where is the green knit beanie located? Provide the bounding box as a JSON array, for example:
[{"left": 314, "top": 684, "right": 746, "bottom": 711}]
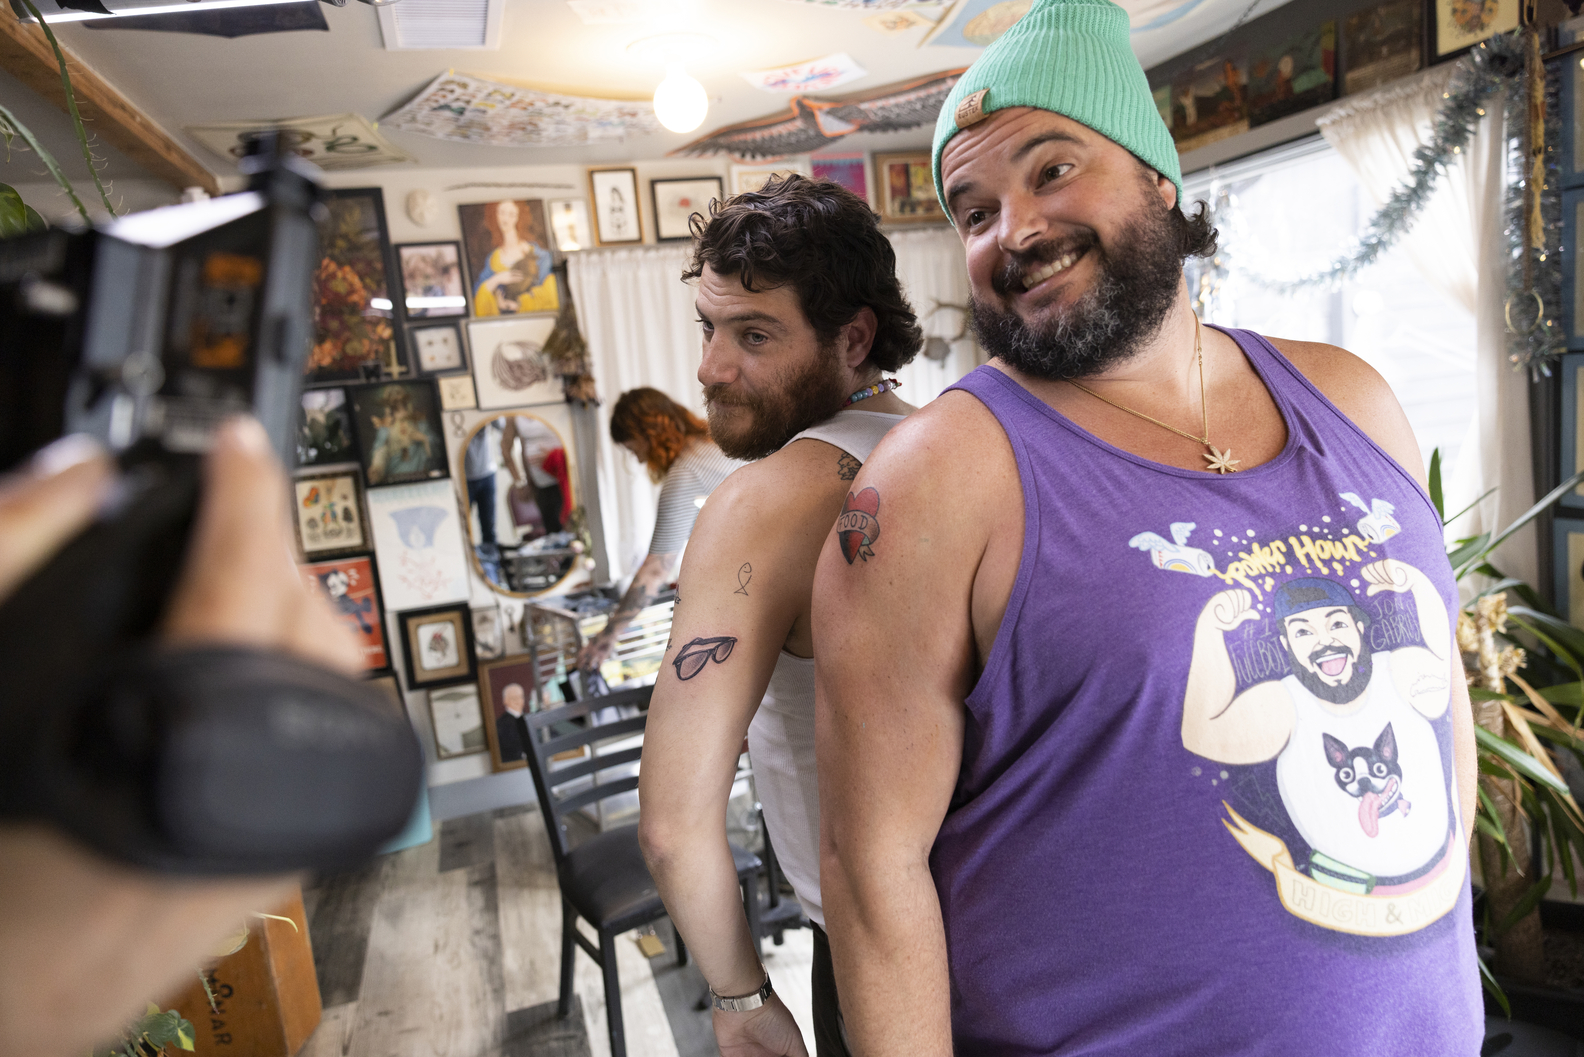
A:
[{"left": 931, "top": 0, "right": 1182, "bottom": 215}]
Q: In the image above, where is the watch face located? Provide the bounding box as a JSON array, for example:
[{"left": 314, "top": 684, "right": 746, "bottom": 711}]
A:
[{"left": 415, "top": 328, "right": 463, "bottom": 372}]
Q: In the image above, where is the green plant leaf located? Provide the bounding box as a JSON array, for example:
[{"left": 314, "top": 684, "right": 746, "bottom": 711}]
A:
[
  {"left": 1448, "top": 533, "right": 1491, "bottom": 573},
  {"left": 1429, "top": 447, "right": 1444, "bottom": 521},
  {"left": 0, "top": 102, "right": 87, "bottom": 223},
  {"left": 1509, "top": 610, "right": 1584, "bottom": 678},
  {"left": 0, "top": 182, "right": 45, "bottom": 235},
  {"left": 1493, "top": 873, "right": 1553, "bottom": 935},
  {"left": 1456, "top": 468, "right": 1584, "bottom": 579},
  {"left": 16, "top": 0, "right": 113, "bottom": 216},
  {"left": 1469, "top": 686, "right": 1516, "bottom": 702},
  {"left": 1540, "top": 683, "right": 1583, "bottom": 707},
  {"left": 1477, "top": 726, "right": 1573, "bottom": 793},
  {"left": 1478, "top": 952, "right": 1510, "bottom": 1016}
]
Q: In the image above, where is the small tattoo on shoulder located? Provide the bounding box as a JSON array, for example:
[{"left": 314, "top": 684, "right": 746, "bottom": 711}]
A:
[
  {"left": 837, "top": 453, "right": 862, "bottom": 481},
  {"left": 673, "top": 636, "right": 737, "bottom": 680},
  {"left": 836, "top": 487, "right": 881, "bottom": 565},
  {"left": 735, "top": 562, "right": 752, "bottom": 596}
]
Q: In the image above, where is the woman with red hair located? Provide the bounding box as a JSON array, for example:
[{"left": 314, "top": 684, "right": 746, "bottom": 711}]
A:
[{"left": 577, "top": 388, "right": 745, "bottom": 672}]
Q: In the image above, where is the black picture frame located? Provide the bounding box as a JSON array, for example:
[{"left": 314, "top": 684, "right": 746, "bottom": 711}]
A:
[
  {"left": 650, "top": 176, "right": 725, "bottom": 242},
  {"left": 406, "top": 320, "right": 471, "bottom": 378},
  {"left": 295, "top": 386, "right": 359, "bottom": 469},
  {"left": 1428, "top": 0, "right": 1519, "bottom": 64},
  {"left": 348, "top": 379, "right": 449, "bottom": 486},
  {"left": 398, "top": 602, "right": 478, "bottom": 689},
  {"left": 1563, "top": 189, "right": 1584, "bottom": 351},
  {"left": 395, "top": 240, "right": 470, "bottom": 320},
  {"left": 306, "top": 187, "right": 407, "bottom": 387},
  {"left": 1557, "top": 354, "right": 1584, "bottom": 513}
]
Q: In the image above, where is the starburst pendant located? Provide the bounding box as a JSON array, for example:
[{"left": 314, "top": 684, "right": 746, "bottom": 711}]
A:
[{"left": 1203, "top": 445, "right": 1240, "bottom": 474}]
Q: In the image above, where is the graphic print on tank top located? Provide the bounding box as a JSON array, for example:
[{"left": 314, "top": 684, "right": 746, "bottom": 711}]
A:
[{"left": 1150, "top": 497, "right": 1463, "bottom": 937}]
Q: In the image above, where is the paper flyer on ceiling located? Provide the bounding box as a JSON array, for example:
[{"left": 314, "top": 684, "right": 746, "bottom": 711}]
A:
[
  {"left": 742, "top": 53, "right": 869, "bottom": 94},
  {"left": 381, "top": 71, "right": 663, "bottom": 147},
  {"left": 185, "top": 113, "right": 414, "bottom": 170}
]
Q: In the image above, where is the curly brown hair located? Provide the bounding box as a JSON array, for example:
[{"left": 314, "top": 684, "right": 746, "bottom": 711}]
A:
[
  {"left": 609, "top": 388, "right": 711, "bottom": 482},
  {"left": 682, "top": 175, "right": 922, "bottom": 373}
]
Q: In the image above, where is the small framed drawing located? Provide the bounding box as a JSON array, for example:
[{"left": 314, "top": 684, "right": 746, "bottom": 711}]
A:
[
  {"left": 293, "top": 471, "right": 366, "bottom": 557},
  {"left": 427, "top": 683, "right": 488, "bottom": 759},
  {"left": 467, "top": 315, "right": 563, "bottom": 409},
  {"left": 1430, "top": 0, "right": 1518, "bottom": 61},
  {"left": 365, "top": 479, "right": 472, "bottom": 610},
  {"left": 301, "top": 554, "right": 391, "bottom": 675},
  {"left": 730, "top": 162, "right": 808, "bottom": 195},
  {"left": 587, "top": 167, "right": 643, "bottom": 245},
  {"left": 296, "top": 387, "right": 358, "bottom": 469},
  {"left": 873, "top": 151, "right": 945, "bottom": 224},
  {"left": 479, "top": 654, "right": 540, "bottom": 772},
  {"left": 349, "top": 380, "right": 448, "bottom": 485},
  {"left": 396, "top": 241, "right": 468, "bottom": 319},
  {"left": 408, "top": 321, "right": 469, "bottom": 376},
  {"left": 547, "top": 198, "right": 593, "bottom": 253},
  {"left": 438, "top": 374, "right": 478, "bottom": 411},
  {"left": 472, "top": 605, "right": 505, "bottom": 660},
  {"left": 399, "top": 603, "right": 477, "bottom": 688},
  {"left": 651, "top": 176, "right": 723, "bottom": 241}
]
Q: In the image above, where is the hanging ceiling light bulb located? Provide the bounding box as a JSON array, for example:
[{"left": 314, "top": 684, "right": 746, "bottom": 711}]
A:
[{"left": 652, "top": 63, "right": 709, "bottom": 134}]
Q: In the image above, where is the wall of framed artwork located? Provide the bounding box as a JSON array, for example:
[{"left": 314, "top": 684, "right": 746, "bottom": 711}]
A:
[
  {"left": 872, "top": 151, "right": 945, "bottom": 225},
  {"left": 457, "top": 199, "right": 560, "bottom": 316},
  {"left": 588, "top": 167, "right": 643, "bottom": 245},
  {"left": 301, "top": 554, "right": 391, "bottom": 675},
  {"left": 307, "top": 187, "right": 403, "bottom": 386},
  {"left": 395, "top": 240, "right": 468, "bottom": 319},
  {"left": 293, "top": 470, "right": 367, "bottom": 557},
  {"left": 365, "top": 479, "right": 473, "bottom": 611},
  {"left": 650, "top": 176, "right": 723, "bottom": 241},
  {"left": 349, "top": 380, "right": 448, "bottom": 485},
  {"left": 408, "top": 320, "right": 470, "bottom": 377},
  {"left": 467, "top": 315, "right": 563, "bottom": 410},
  {"left": 399, "top": 603, "right": 478, "bottom": 688}
]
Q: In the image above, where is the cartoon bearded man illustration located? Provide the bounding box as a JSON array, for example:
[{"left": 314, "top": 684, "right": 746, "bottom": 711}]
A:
[{"left": 1182, "top": 560, "right": 1456, "bottom": 896}]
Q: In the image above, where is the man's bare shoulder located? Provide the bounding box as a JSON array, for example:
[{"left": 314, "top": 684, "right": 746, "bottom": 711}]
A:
[
  {"left": 1265, "top": 335, "right": 1425, "bottom": 482},
  {"left": 690, "top": 436, "right": 854, "bottom": 547},
  {"left": 863, "top": 389, "right": 1008, "bottom": 480}
]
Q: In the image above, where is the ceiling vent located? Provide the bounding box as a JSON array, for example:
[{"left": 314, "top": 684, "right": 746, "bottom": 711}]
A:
[{"left": 377, "top": 0, "right": 504, "bottom": 50}]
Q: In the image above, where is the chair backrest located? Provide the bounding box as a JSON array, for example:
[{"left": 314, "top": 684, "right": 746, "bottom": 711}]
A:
[{"left": 522, "top": 684, "right": 652, "bottom": 864}]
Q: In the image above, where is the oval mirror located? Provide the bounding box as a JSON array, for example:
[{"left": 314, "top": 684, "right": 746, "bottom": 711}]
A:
[{"left": 459, "top": 410, "right": 580, "bottom": 597}]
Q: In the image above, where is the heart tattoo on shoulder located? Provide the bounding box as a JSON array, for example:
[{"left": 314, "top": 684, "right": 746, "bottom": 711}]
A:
[{"left": 837, "top": 487, "right": 881, "bottom": 564}]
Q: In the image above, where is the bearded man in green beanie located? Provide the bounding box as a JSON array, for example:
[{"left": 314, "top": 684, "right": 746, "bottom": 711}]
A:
[{"left": 811, "top": 0, "right": 1483, "bottom": 1053}]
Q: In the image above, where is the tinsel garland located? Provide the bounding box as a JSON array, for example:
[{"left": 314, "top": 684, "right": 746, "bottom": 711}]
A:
[{"left": 1193, "top": 30, "right": 1563, "bottom": 374}]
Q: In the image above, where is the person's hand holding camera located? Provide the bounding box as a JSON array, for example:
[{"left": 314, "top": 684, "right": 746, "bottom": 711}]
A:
[{"left": 0, "top": 418, "right": 361, "bottom": 1057}]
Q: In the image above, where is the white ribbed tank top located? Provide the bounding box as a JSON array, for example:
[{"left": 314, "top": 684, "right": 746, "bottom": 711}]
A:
[{"left": 746, "top": 409, "right": 904, "bottom": 928}]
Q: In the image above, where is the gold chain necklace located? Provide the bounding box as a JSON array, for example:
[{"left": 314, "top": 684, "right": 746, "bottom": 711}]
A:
[{"left": 1067, "top": 315, "right": 1240, "bottom": 474}]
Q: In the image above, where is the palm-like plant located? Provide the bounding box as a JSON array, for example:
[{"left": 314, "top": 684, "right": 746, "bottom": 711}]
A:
[{"left": 1428, "top": 450, "right": 1584, "bottom": 1009}]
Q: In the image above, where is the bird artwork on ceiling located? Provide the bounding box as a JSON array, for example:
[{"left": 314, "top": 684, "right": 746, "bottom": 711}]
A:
[{"left": 671, "top": 68, "right": 966, "bottom": 160}]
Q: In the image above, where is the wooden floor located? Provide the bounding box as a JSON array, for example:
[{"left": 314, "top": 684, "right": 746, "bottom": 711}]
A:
[{"left": 299, "top": 807, "right": 815, "bottom": 1057}]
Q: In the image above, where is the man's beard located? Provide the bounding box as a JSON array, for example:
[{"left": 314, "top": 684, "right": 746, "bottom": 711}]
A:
[
  {"left": 968, "top": 195, "right": 1185, "bottom": 381},
  {"left": 1289, "top": 644, "right": 1374, "bottom": 706},
  {"left": 703, "top": 343, "right": 850, "bottom": 460}
]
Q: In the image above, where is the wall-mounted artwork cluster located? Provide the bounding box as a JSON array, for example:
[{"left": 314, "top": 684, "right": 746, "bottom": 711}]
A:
[{"left": 293, "top": 186, "right": 587, "bottom": 765}]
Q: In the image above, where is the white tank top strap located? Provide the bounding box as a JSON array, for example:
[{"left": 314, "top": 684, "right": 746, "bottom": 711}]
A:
[{"left": 789, "top": 409, "right": 905, "bottom": 463}]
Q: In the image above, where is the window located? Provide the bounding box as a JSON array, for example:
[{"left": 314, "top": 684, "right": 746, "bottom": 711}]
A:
[{"left": 1183, "top": 136, "right": 1477, "bottom": 473}]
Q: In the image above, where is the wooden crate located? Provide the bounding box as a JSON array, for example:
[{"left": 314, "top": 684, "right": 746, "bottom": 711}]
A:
[{"left": 165, "top": 887, "right": 322, "bottom": 1057}]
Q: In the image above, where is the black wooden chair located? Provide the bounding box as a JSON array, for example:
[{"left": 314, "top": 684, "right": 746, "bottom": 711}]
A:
[{"left": 522, "top": 684, "right": 763, "bottom": 1057}]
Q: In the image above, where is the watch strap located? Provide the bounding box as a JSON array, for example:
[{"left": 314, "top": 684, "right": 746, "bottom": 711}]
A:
[{"left": 709, "top": 972, "right": 774, "bottom": 1013}]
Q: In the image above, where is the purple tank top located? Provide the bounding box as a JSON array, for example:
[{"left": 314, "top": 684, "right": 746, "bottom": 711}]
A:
[{"left": 938, "top": 329, "right": 1481, "bottom": 1056}]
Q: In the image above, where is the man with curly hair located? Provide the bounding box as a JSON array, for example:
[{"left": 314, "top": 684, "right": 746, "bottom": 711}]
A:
[
  {"left": 577, "top": 388, "right": 746, "bottom": 672},
  {"left": 637, "top": 175, "right": 921, "bottom": 1057}
]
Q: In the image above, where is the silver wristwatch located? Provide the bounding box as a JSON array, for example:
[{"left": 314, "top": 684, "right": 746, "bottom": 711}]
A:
[{"left": 710, "top": 972, "right": 774, "bottom": 1013}]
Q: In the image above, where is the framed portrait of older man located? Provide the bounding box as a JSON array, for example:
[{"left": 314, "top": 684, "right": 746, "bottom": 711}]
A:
[{"left": 480, "top": 654, "right": 541, "bottom": 772}]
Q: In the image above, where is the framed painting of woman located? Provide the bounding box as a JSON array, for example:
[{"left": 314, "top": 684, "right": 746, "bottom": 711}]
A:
[{"left": 458, "top": 199, "right": 559, "bottom": 317}]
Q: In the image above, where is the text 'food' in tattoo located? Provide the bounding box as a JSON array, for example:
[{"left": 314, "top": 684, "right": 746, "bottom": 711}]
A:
[
  {"left": 837, "top": 487, "right": 881, "bottom": 564},
  {"left": 673, "top": 636, "right": 737, "bottom": 680}
]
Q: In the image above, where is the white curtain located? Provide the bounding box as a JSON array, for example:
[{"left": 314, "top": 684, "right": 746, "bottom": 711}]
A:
[
  {"left": 1318, "top": 67, "right": 1531, "bottom": 586},
  {"left": 567, "top": 230, "right": 979, "bottom": 585},
  {"left": 567, "top": 244, "right": 702, "bottom": 583}
]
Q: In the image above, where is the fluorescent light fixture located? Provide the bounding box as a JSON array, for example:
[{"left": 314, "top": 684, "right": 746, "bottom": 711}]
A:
[
  {"left": 369, "top": 297, "right": 394, "bottom": 311},
  {"left": 20, "top": 0, "right": 309, "bottom": 23},
  {"left": 405, "top": 296, "right": 467, "bottom": 310}
]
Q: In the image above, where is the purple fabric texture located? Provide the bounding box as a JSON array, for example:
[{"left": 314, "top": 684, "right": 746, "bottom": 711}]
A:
[{"left": 934, "top": 329, "right": 1481, "bottom": 1056}]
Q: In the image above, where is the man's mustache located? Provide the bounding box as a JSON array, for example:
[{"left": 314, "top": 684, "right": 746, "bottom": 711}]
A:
[{"left": 990, "top": 232, "right": 1098, "bottom": 298}]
